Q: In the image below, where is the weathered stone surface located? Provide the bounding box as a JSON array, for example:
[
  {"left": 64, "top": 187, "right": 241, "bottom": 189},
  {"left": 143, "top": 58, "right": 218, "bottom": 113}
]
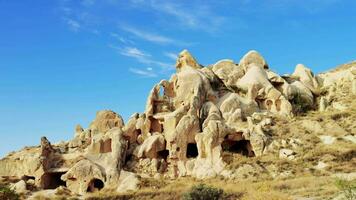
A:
[
  {"left": 2, "top": 50, "right": 352, "bottom": 195},
  {"left": 239, "top": 50, "right": 268, "bottom": 71},
  {"left": 89, "top": 110, "right": 124, "bottom": 134},
  {"left": 10, "top": 180, "right": 27, "bottom": 194}
]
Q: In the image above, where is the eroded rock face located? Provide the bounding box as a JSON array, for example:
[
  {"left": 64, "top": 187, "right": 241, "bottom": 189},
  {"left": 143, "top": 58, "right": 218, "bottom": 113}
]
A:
[
  {"left": 1, "top": 49, "right": 349, "bottom": 194},
  {"left": 89, "top": 110, "right": 124, "bottom": 134}
]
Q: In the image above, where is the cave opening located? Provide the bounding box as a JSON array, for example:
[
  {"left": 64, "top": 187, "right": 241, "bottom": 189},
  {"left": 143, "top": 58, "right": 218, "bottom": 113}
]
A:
[
  {"left": 41, "top": 172, "right": 67, "bottom": 189},
  {"left": 22, "top": 175, "right": 35, "bottom": 182},
  {"left": 87, "top": 178, "right": 104, "bottom": 192},
  {"left": 222, "top": 140, "right": 255, "bottom": 157},
  {"left": 186, "top": 143, "right": 198, "bottom": 158},
  {"left": 157, "top": 149, "right": 169, "bottom": 160}
]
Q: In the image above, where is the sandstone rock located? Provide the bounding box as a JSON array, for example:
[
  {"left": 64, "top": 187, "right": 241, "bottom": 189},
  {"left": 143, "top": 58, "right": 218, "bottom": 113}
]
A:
[
  {"left": 62, "top": 159, "right": 105, "bottom": 195},
  {"left": 2, "top": 49, "right": 349, "bottom": 195},
  {"left": 117, "top": 171, "right": 140, "bottom": 192},
  {"left": 292, "top": 64, "right": 319, "bottom": 95},
  {"left": 319, "top": 97, "right": 327, "bottom": 112},
  {"left": 137, "top": 134, "right": 166, "bottom": 159},
  {"left": 239, "top": 50, "right": 268, "bottom": 71},
  {"left": 319, "top": 135, "right": 336, "bottom": 145},
  {"left": 89, "top": 110, "right": 124, "bottom": 134},
  {"left": 176, "top": 49, "right": 201, "bottom": 72},
  {"left": 279, "top": 149, "right": 295, "bottom": 160},
  {"left": 314, "top": 161, "right": 328, "bottom": 170},
  {"left": 352, "top": 79, "right": 356, "bottom": 94},
  {"left": 10, "top": 180, "right": 27, "bottom": 194},
  {"left": 342, "top": 135, "right": 356, "bottom": 143}
]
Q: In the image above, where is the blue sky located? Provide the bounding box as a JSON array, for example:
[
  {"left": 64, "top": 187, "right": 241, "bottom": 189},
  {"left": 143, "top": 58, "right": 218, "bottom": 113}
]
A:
[{"left": 1, "top": 0, "right": 356, "bottom": 157}]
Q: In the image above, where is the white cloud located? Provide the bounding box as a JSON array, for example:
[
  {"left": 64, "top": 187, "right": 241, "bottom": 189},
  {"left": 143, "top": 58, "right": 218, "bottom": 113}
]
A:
[
  {"left": 129, "top": 0, "right": 225, "bottom": 32},
  {"left": 119, "top": 47, "right": 150, "bottom": 59},
  {"left": 121, "top": 26, "right": 189, "bottom": 46},
  {"left": 109, "top": 45, "right": 173, "bottom": 70},
  {"left": 110, "top": 33, "right": 134, "bottom": 44},
  {"left": 122, "top": 26, "right": 172, "bottom": 44},
  {"left": 164, "top": 52, "right": 177, "bottom": 61},
  {"left": 129, "top": 68, "right": 157, "bottom": 77},
  {"left": 66, "top": 19, "right": 81, "bottom": 32}
]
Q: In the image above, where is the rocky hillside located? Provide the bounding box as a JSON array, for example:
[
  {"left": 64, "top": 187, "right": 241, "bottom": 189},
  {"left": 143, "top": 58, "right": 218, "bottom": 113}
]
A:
[{"left": 0, "top": 50, "right": 355, "bottom": 200}]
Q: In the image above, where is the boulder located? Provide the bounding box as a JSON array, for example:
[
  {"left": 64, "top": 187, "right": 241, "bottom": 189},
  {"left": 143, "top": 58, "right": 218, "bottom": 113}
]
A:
[
  {"left": 117, "top": 171, "right": 140, "bottom": 192},
  {"left": 239, "top": 50, "right": 268, "bottom": 71},
  {"left": 176, "top": 49, "right": 201, "bottom": 72},
  {"left": 292, "top": 64, "right": 319, "bottom": 95},
  {"left": 10, "top": 180, "right": 27, "bottom": 194},
  {"left": 89, "top": 110, "right": 124, "bottom": 134}
]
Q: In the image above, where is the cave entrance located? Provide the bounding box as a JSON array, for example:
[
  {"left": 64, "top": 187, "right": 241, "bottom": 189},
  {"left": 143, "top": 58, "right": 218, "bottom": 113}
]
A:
[
  {"left": 41, "top": 172, "right": 67, "bottom": 189},
  {"left": 87, "top": 178, "right": 104, "bottom": 192},
  {"left": 186, "top": 143, "right": 198, "bottom": 158},
  {"left": 22, "top": 175, "right": 35, "bottom": 182},
  {"left": 157, "top": 149, "right": 169, "bottom": 160},
  {"left": 222, "top": 140, "right": 255, "bottom": 157}
]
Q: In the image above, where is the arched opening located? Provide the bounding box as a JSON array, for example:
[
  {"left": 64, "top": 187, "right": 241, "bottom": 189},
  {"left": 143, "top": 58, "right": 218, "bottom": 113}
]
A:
[
  {"left": 41, "top": 172, "right": 67, "bottom": 189},
  {"left": 186, "top": 143, "right": 198, "bottom": 158},
  {"left": 157, "top": 149, "right": 169, "bottom": 160},
  {"left": 87, "top": 179, "right": 104, "bottom": 192},
  {"left": 159, "top": 85, "right": 165, "bottom": 97},
  {"left": 222, "top": 140, "right": 255, "bottom": 157}
]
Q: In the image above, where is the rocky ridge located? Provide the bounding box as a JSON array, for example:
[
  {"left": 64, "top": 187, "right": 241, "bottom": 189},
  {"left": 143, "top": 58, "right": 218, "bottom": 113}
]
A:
[{"left": 0, "top": 50, "right": 355, "bottom": 199}]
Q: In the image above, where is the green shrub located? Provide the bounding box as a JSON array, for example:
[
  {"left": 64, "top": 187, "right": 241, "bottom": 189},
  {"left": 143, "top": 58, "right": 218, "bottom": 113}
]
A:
[
  {"left": 0, "top": 184, "right": 19, "bottom": 200},
  {"left": 335, "top": 178, "right": 356, "bottom": 200},
  {"left": 183, "top": 184, "right": 224, "bottom": 200}
]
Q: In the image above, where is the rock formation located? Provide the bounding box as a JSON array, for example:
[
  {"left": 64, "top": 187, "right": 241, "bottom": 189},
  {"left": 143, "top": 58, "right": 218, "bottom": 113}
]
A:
[{"left": 1, "top": 50, "right": 355, "bottom": 196}]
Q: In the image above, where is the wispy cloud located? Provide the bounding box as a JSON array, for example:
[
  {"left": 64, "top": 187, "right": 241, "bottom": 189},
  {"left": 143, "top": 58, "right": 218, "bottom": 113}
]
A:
[
  {"left": 129, "top": 67, "right": 157, "bottom": 77},
  {"left": 110, "top": 33, "right": 134, "bottom": 44},
  {"left": 164, "top": 52, "right": 177, "bottom": 61},
  {"left": 121, "top": 26, "right": 189, "bottom": 46},
  {"left": 66, "top": 18, "right": 81, "bottom": 32},
  {"left": 129, "top": 0, "right": 226, "bottom": 32},
  {"left": 109, "top": 45, "right": 173, "bottom": 70},
  {"left": 119, "top": 46, "right": 150, "bottom": 59}
]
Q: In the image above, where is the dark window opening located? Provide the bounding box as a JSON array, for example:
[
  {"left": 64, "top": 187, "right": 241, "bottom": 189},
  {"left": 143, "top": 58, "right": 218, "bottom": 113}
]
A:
[
  {"left": 150, "top": 117, "right": 163, "bottom": 133},
  {"left": 222, "top": 140, "right": 255, "bottom": 157},
  {"left": 125, "top": 154, "right": 133, "bottom": 164},
  {"left": 41, "top": 172, "right": 67, "bottom": 189},
  {"left": 186, "top": 143, "right": 198, "bottom": 158},
  {"left": 87, "top": 179, "right": 104, "bottom": 192},
  {"left": 134, "top": 129, "right": 142, "bottom": 135},
  {"left": 22, "top": 175, "right": 35, "bottom": 182},
  {"left": 100, "top": 139, "right": 112, "bottom": 153},
  {"left": 157, "top": 149, "right": 169, "bottom": 160}
]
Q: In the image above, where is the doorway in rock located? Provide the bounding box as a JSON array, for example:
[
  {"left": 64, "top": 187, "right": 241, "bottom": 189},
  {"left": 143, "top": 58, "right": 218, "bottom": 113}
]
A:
[
  {"left": 41, "top": 172, "right": 67, "bottom": 189},
  {"left": 87, "top": 179, "right": 104, "bottom": 192},
  {"left": 157, "top": 149, "right": 169, "bottom": 160},
  {"left": 186, "top": 143, "right": 198, "bottom": 158},
  {"left": 222, "top": 140, "right": 255, "bottom": 157}
]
